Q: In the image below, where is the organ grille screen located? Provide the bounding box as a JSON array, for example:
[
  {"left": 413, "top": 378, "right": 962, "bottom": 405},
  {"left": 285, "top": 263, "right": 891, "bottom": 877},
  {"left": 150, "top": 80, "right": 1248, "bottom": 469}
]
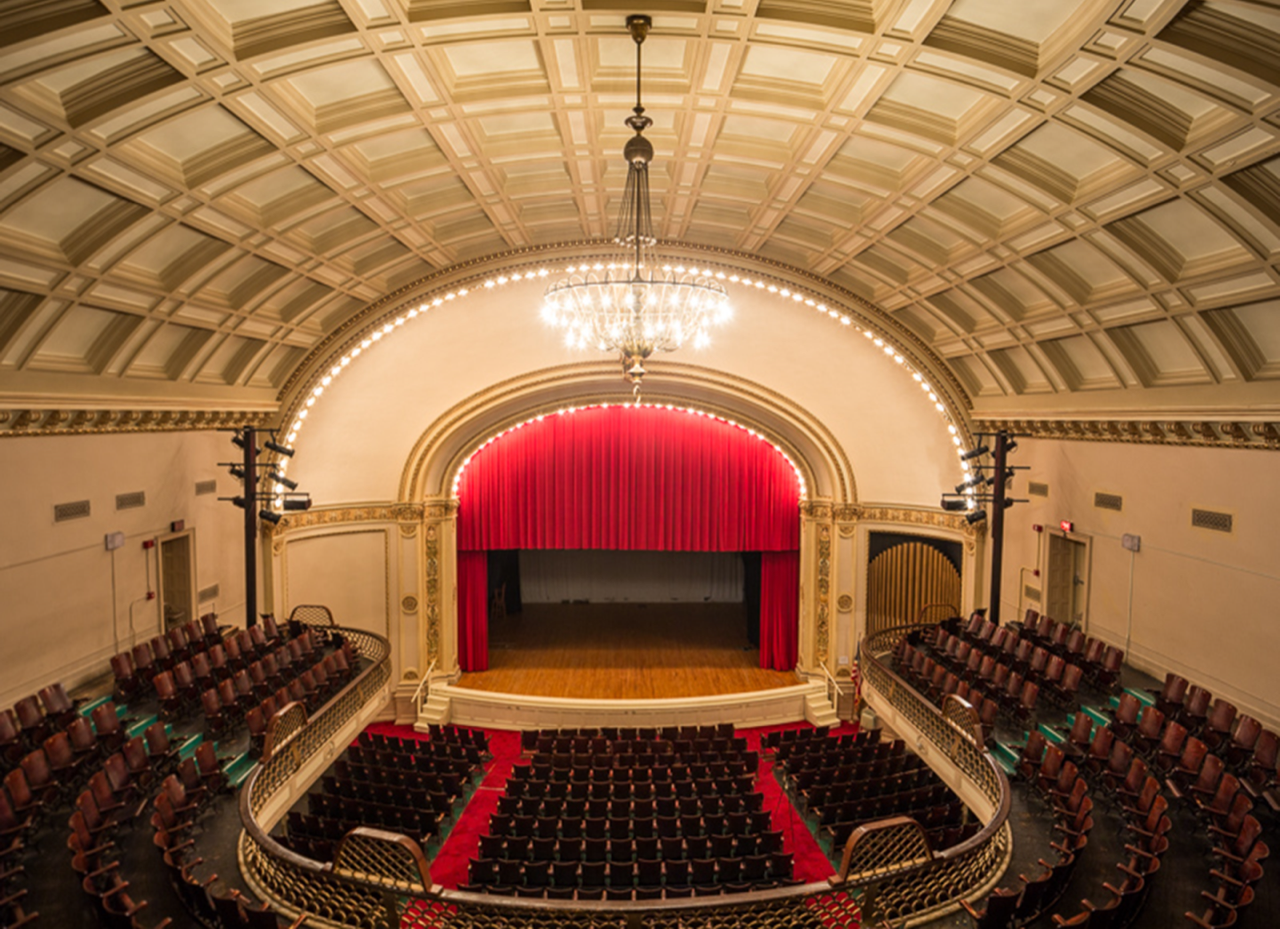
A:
[
  {"left": 195, "top": 480, "right": 217, "bottom": 496},
  {"left": 867, "top": 540, "right": 962, "bottom": 636},
  {"left": 1028, "top": 482, "right": 1049, "bottom": 497}
]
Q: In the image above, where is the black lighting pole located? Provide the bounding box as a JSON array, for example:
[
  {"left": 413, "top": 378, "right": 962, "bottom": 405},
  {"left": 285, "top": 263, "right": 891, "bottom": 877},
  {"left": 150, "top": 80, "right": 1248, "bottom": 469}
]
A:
[
  {"left": 239, "top": 425, "right": 259, "bottom": 629},
  {"left": 988, "top": 429, "right": 1011, "bottom": 627}
]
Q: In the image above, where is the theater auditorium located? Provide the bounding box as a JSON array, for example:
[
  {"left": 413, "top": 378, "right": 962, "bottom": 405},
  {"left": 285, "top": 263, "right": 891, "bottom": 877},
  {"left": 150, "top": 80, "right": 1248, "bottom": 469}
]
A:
[{"left": 0, "top": 2, "right": 1277, "bottom": 927}]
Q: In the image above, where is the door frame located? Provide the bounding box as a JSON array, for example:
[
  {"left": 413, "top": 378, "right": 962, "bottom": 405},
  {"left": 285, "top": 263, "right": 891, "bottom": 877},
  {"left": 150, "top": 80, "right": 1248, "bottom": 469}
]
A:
[
  {"left": 157, "top": 528, "right": 198, "bottom": 632},
  {"left": 1043, "top": 527, "right": 1091, "bottom": 631}
]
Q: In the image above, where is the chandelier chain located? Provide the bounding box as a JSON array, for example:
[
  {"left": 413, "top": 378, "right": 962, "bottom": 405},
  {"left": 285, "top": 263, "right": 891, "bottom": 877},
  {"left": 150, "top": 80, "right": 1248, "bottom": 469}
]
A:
[{"left": 541, "top": 13, "right": 731, "bottom": 394}]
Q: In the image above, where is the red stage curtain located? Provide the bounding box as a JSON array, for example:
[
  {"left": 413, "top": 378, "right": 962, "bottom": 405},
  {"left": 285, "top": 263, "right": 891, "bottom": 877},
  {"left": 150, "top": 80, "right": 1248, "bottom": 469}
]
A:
[
  {"left": 456, "top": 405, "right": 799, "bottom": 552},
  {"left": 760, "top": 551, "right": 799, "bottom": 670},
  {"left": 457, "top": 551, "right": 488, "bottom": 671}
]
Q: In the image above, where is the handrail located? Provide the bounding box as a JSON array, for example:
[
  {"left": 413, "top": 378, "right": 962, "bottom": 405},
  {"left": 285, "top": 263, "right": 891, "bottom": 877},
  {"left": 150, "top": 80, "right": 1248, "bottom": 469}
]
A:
[
  {"left": 410, "top": 658, "right": 436, "bottom": 715},
  {"left": 238, "top": 616, "right": 1011, "bottom": 928},
  {"left": 817, "top": 660, "right": 846, "bottom": 697}
]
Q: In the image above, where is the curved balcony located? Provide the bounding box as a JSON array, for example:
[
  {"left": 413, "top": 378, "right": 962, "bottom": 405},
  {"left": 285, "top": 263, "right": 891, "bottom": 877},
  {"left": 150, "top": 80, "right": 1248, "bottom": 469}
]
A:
[{"left": 237, "top": 619, "right": 1010, "bottom": 927}]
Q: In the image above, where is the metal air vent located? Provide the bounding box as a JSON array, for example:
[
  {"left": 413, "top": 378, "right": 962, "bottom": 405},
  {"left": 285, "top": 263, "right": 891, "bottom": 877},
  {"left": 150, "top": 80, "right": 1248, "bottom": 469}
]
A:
[
  {"left": 1028, "top": 481, "right": 1049, "bottom": 497},
  {"left": 1024, "top": 585, "right": 1041, "bottom": 603},
  {"left": 1191, "top": 509, "right": 1233, "bottom": 533},
  {"left": 195, "top": 480, "right": 217, "bottom": 496},
  {"left": 198, "top": 584, "right": 219, "bottom": 603},
  {"left": 1094, "top": 492, "right": 1123, "bottom": 512},
  {"left": 54, "top": 500, "right": 91, "bottom": 522},
  {"left": 116, "top": 491, "right": 146, "bottom": 510}
]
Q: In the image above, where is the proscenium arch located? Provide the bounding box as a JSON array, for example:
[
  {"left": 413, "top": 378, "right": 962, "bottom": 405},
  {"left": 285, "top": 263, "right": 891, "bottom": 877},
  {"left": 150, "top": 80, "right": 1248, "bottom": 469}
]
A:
[
  {"left": 398, "top": 363, "right": 855, "bottom": 507},
  {"left": 400, "top": 365, "right": 852, "bottom": 682}
]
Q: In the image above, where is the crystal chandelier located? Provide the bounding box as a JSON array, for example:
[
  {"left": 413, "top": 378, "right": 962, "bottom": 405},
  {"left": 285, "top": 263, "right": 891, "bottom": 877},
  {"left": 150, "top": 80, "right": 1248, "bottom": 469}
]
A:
[{"left": 542, "top": 14, "right": 731, "bottom": 396}]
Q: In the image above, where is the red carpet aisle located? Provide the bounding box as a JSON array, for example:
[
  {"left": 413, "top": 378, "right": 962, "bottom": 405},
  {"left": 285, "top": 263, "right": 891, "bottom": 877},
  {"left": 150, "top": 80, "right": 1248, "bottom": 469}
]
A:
[
  {"left": 363, "top": 722, "right": 523, "bottom": 888},
  {"left": 362, "top": 721, "right": 854, "bottom": 889},
  {"left": 744, "top": 721, "right": 859, "bottom": 883}
]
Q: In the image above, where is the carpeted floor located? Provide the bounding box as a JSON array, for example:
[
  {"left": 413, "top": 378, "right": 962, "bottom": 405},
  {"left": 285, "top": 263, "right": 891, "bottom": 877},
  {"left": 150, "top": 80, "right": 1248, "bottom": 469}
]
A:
[{"left": 364, "top": 720, "right": 858, "bottom": 890}]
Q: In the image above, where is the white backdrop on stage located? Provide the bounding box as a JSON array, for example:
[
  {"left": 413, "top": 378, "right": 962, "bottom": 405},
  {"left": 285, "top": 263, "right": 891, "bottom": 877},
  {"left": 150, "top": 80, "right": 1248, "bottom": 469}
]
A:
[{"left": 517, "top": 550, "right": 744, "bottom": 604}]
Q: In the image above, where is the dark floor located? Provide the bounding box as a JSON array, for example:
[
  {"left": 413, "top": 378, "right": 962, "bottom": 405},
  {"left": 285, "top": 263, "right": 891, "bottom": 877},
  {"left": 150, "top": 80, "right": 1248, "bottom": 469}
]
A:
[{"left": 921, "top": 660, "right": 1280, "bottom": 929}]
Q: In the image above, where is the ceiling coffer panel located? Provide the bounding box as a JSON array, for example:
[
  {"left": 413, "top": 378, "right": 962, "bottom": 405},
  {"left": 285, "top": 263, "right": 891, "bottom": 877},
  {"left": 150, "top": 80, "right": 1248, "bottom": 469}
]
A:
[{"left": 0, "top": 0, "right": 1273, "bottom": 424}]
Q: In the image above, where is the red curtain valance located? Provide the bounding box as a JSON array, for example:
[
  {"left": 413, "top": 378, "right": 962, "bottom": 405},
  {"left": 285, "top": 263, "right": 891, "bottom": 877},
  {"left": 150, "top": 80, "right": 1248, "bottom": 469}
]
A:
[{"left": 456, "top": 405, "right": 801, "bottom": 552}]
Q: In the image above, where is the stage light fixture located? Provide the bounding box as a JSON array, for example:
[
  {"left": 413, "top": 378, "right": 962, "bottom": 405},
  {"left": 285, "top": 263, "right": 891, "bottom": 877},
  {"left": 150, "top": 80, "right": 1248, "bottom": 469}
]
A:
[
  {"left": 258, "top": 509, "right": 282, "bottom": 525},
  {"left": 269, "top": 471, "right": 297, "bottom": 490},
  {"left": 961, "top": 445, "right": 989, "bottom": 461},
  {"left": 231, "top": 433, "right": 246, "bottom": 449},
  {"left": 965, "top": 510, "right": 987, "bottom": 525},
  {"left": 282, "top": 498, "right": 312, "bottom": 511},
  {"left": 231, "top": 496, "right": 247, "bottom": 509},
  {"left": 940, "top": 498, "right": 968, "bottom": 511},
  {"left": 264, "top": 440, "right": 294, "bottom": 457},
  {"left": 229, "top": 465, "right": 245, "bottom": 480},
  {"left": 955, "top": 474, "right": 988, "bottom": 493}
]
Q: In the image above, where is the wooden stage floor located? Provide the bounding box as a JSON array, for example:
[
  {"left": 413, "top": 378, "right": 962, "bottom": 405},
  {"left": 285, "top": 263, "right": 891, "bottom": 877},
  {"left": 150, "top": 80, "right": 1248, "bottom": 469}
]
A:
[{"left": 454, "top": 603, "right": 799, "bottom": 699}]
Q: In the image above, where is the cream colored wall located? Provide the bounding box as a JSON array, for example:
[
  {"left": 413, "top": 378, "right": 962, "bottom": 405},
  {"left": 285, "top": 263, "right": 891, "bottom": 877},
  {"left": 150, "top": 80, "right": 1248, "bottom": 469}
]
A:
[
  {"left": 286, "top": 277, "right": 962, "bottom": 508},
  {"left": 996, "top": 439, "right": 1280, "bottom": 729},
  {"left": 0, "top": 431, "right": 244, "bottom": 708},
  {"left": 280, "top": 529, "right": 391, "bottom": 640}
]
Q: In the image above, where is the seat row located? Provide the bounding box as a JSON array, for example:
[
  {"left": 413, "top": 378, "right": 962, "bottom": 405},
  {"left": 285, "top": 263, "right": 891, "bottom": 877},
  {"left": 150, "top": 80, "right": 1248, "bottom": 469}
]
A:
[
  {"left": 359, "top": 725, "right": 488, "bottom": 756},
  {"left": 808, "top": 776, "right": 949, "bottom": 827},
  {"left": 347, "top": 741, "right": 483, "bottom": 772},
  {"left": 496, "top": 791, "right": 766, "bottom": 821},
  {"left": 787, "top": 750, "right": 926, "bottom": 792},
  {"left": 463, "top": 850, "right": 797, "bottom": 898},
  {"left": 521, "top": 723, "right": 737, "bottom": 754},
  {"left": 516, "top": 755, "right": 758, "bottom": 782},
  {"left": 488, "top": 808, "right": 775, "bottom": 841},
  {"left": 113, "top": 613, "right": 289, "bottom": 706},
  {"left": 965, "top": 610, "right": 1126, "bottom": 695},
  {"left": 777, "top": 730, "right": 897, "bottom": 772},
  {"left": 475, "top": 827, "right": 785, "bottom": 865}
]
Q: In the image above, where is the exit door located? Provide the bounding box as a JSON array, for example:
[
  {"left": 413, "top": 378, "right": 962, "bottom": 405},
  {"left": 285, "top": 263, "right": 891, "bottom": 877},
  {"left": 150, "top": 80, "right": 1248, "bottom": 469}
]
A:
[
  {"left": 160, "top": 532, "right": 196, "bottom": 631},
  {"left": 1045, "top": 532, "right": 1089, "bottom": 628}
]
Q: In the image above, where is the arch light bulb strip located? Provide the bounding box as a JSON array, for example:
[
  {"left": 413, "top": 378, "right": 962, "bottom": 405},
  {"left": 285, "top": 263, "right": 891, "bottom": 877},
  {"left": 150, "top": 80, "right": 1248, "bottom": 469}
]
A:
[
  {"left": 449, "top": 402, "right": 807, "bottom": 501},
  {"left": 272, "top": 264, "right": 972, "bottom": 502}
]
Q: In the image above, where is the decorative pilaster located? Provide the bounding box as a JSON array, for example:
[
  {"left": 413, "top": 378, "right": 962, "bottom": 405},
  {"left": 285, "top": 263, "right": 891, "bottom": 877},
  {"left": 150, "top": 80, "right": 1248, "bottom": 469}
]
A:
[
  {"left": 800, "top": 501, "right": 834, "bottom": 674},
  {"left": 422, "top": 498, "right": 459, "bottom": 679}
]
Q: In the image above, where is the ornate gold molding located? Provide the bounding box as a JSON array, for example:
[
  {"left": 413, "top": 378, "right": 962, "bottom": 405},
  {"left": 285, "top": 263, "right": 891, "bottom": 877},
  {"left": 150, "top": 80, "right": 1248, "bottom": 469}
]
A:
[
  {"left": 975, "top": 418, "right": 1280, "bottom": 450},
  {"left": 845, "top": 505, "right": 981, "bottom": 538},
  {"left": 0, "top": 407, "right": 272, "bottom": 437},
  {"left": 816, "top": 525, "right": 832, "bottom": 663},
  {"left": 274, "top": 503, "right": 425, "bottom": 532},
  {"left": 423, "top": 522, "right": 442, "bottom": 661}
]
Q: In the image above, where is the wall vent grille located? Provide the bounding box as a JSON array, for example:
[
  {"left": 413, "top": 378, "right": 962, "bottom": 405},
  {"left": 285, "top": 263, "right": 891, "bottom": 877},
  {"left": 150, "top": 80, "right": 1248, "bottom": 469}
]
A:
[
  {"left": 54, "top": 500, "right": 91, "bottom": 522},
  {"left": 116, "top": 491, "right": 146, "bottom": 510},
  {"left": 198, "top": 584, "right": 219, "bottom": 603},
  {"left": 195, "top": 480, "right": 217, "bottom": 496},
  {"left": 1191, "top": 509, "right": 1233, "bottom": 533},
  {"left": 1028, "top": 481, "right": 1049, "bottom": 497},
  {"left": 1095, "top": 492, "right": 1123, "bottom": 511},
  {"left": 1024, "top": 585, "right": 1041, "bottom": 603}
]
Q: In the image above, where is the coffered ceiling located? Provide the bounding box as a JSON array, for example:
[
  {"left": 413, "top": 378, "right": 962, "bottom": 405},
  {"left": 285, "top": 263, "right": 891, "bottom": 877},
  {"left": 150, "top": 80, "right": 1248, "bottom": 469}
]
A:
[{"left": 1, "top": 0, "right": 1278, "bottom": 426}]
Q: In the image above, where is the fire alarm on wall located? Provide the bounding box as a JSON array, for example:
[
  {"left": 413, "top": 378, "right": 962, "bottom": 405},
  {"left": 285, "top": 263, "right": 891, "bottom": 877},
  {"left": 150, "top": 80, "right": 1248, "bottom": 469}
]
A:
[
  {"left": 142, "top": 539, "right": 155, "bottom": 549},
  {"left": 1060, "top": 520, "right": 1074, "bottom": 533}
]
